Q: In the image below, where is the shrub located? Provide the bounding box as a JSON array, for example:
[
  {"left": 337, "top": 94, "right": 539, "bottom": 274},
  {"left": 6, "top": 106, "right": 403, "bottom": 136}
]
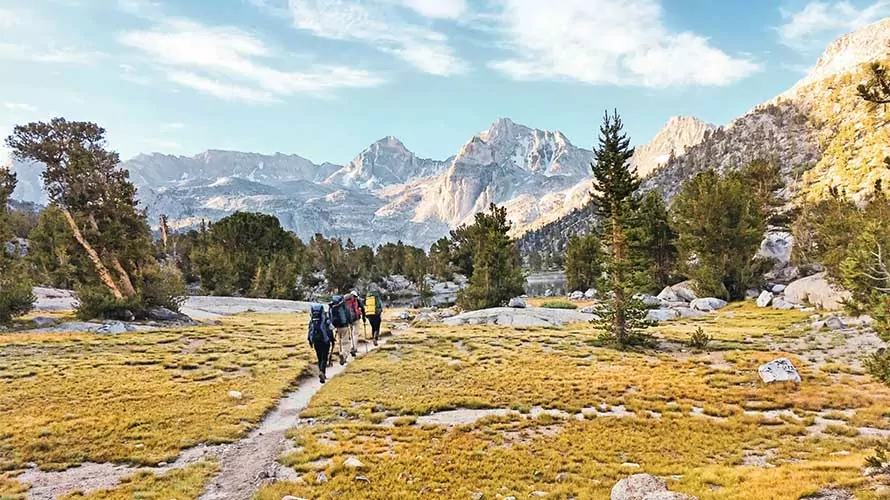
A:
[
  {"left": 866, "top": 445, "right": 890, "bottom": 475},
  {"left": 540, "top": 300, "right": 578, "bottom": 310},
  {"left": 592, "top": 297, "right": 655, "bottom": 348},
  {"left": 0, "top": 261, "right": 35, "bottom": 323},
  {"left": 865, "top": 348, "right": 890, "bottom": 386},
  {"left": 689, "top": 326, "right": 712, "bottom": 350},
  {"left": 140, "top": 262, "right": 187, "bottom": 312},
  {"left": 74, "top": 286, "right": 141, "bottom": 321}
]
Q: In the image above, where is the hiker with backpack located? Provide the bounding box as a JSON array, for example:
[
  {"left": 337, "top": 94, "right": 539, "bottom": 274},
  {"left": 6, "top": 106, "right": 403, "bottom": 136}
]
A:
[
  {"left": 365, "top": 289, "right": 384, "bottom": 346},
  {"left": 329, "top": 295, "right": 353, "bottom": 365},
  {"left": 345, "top": 291, "right": 366, "bottom": 357},
  {"left": 307, "top": 304, "right": 334, "bottom": 383}
]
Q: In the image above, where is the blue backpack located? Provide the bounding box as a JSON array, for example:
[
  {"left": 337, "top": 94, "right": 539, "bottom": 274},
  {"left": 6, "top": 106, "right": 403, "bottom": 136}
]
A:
[
  {"left": 329, "top": 295, "right": 350, "bottom": 328},
  {"left": 308, "top": 304, "right": 332, "bottom": 344}
]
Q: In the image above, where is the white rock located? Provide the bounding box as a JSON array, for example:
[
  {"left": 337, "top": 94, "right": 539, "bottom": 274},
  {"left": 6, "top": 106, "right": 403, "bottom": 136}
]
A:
[
  {"left": 316, "top": 471, "right": 328, "bottom": 484},
  {"left": 756, "top": 291, "right": 774, "bottom": 308},
  {"left": 634, "top": 294, "right": 663, "bottom": 308},
  {"left": 671, "top": 283, "right": 697, "bottom": 302},
  {"left": 646, "top": 309, "right": 679, "bottom": 322},
  {"left": 746, "top": 289, "right": 761, "bottom": 299},
  {"left": 569, "top": 291, "right": 584, "bottom": 301},
  {"left": 643, "top": 493, "right": 697, "bottom": 500},
  {"left": 758, "top": 358, "right": 801, "bottom": 384},
  {"left": 674, "top": 307, "right": 707, "bottom": 319},
  {"left": 758, "top": 231, "right": 793, "bottom": 267},
  {"left": 656, "top": 287, "right": 679, "bottom": 302},
  {"left": 690, "top": 298, "right": 727, "bottom": 312},
  {"left": 771, "top": 284, "right": 786, "bottom": 294},
  {"left": 772, "top": 298, "right": 798, "bottom": 310},
  {"left": 282, "top": 496, "right": 309, "bottom": 500},
  {"left": 581, "top": 306, "right": 596, "bottom": 314},
  {"left": 228, "top": 390, "right": 243, "bottom": 400},
  {"left": 508, "top": 297, "right": 527, "bottom": 309},
  {"left": 343, "top": 456, "right": 366, "bottom": 469},
  {"left": 611, "top": 474, "right": 667, "bottom": 500},
  {"left": 584, "top": 288, "right": 596, "bottom": 299},
  {"left": 95, "top": 322, "right": 128, "bottom": 335},
  {"left": 824, "top": 316, "right": 846, "bottom": 330},
  {"left": 784, "top": 272, "right": 851, "bottom": 310}
]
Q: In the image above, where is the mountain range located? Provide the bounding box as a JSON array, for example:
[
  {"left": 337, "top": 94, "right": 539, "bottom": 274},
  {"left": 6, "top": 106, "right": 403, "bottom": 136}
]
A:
[{"left": 5, "top": 18, "right": 890, "bottom": 251}]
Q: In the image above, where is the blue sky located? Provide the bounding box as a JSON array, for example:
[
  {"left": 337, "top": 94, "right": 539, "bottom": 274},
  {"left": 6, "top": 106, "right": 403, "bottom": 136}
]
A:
[{"left": 1, "top": 0, "right": 888, "bottom": 165}]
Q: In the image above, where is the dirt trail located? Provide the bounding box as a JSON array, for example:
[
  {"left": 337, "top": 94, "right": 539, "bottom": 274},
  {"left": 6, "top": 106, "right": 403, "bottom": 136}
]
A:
[{"left": 18, "top": 337, "right": 387, "bottom": 500}]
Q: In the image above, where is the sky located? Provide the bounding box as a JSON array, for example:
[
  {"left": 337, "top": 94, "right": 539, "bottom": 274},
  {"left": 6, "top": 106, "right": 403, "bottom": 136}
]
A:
[{"left": 1, "top": 0, "right": 889, "bottom": 165}]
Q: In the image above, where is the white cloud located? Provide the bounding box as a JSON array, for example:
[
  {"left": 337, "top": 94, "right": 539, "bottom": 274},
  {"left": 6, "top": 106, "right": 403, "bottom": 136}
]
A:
[
  {"left": 144, "top": 138, "right": 182, "bottom": 150},
  {"left": 778, "top": 1, "right": 890, "bottom": 51},
  {"left": 164, "top": 122, "right": 186, "bottom": 129},
  {"left": 119, "top": 17, "right": 384, "bottom": 102},
  {"left": 287, "top": 0, "right": 468, "bottom": 76},
  {"left": 0, "top": 42, "right": 102, "bottom": 64},
  {"left": 489, "top": 0, "right": 760, "bottom": 88},
  {"left": 2, "top": 102, "right": 38, "bottom": 112},
  {"left": 399, "top": 0, "right": 467, "bottom": 19}
]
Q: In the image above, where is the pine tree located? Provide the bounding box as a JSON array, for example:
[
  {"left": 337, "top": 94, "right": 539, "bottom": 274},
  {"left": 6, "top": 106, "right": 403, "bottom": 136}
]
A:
[
  {"left": 429, "top": 237, "right": 453, "bottom": 279},
  {"left": 0, "top": 165, "right": 35, "bottom": 323},
  {"left": 857, "top": 62, "right": 890, "bottom": 168},
  {"left": 627, "top": 191, "right": 677, "bottom": 292},
  {"left": 590, "top": 110, "right": 650, "bottom": 346},
  {"left": 457, "top": 204, "right": 526, "bottom": 310},
  {"left": 564, "top": 233, "right": 602, "bottom": 292}
]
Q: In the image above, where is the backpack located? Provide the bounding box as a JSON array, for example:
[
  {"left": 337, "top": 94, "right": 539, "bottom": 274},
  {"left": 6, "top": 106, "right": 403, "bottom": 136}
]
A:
[
  {"left": 308, "top": 304, "right": 331, "bottom": 344},
  {"left": 365, "top": 291, "right": 382, "bottom": 317},
  {"left": 345, "top": 294, "right": 362, "bottom": 323},
  {"left": 329, "top": 296, "right": 350, "bottom": 328}
]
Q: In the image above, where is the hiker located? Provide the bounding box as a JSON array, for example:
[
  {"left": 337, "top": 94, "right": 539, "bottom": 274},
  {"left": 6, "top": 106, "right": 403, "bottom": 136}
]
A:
[
  {"left": 307, "top": 304, "right": 334, "bottom": 383},
  {"left": 365, "top": 288, "right": 384, "bottom": 346},
  {"left": 329, "top": 294, "right": 353, "bottom": 365},
  {"left": 345, "top": 290, "right": 366, "bottom": 357}
]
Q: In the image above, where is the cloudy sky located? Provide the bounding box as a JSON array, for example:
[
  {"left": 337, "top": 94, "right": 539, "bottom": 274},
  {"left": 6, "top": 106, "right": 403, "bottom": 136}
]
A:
[{"left": 1, "top": 0, "right": 888, "bottom": 163}]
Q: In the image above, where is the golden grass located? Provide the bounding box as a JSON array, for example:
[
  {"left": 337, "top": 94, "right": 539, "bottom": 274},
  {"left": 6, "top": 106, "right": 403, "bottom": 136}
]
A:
[
  {"left": 259, "top": 305, "right": 890, "bottom": 499},
  {"left": 0, "top": 314, "right": 313, "bottom": 471},
  {"left": 58, "top": 461, "right": 218, "bottom": 500}
]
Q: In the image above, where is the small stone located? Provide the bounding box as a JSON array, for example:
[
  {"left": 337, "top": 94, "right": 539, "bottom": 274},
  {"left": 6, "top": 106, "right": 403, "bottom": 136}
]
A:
[
  {"left": 620, "top": 462, "right": 641, "bottom": 468},
  {"left": 471, "top": 492, "right": 485, "bottom": 500},
  {"left": 228, "top": 390, "right": 243, "bottom": 400},
  {"left": 581, "top": 306, "right": 596, "bottom": 314},
  {"left": 316, "top": 471, "right": 328, "bottom": 484},
  {"left": 530, "top": 492, "right": 548, "bottom": 497},
  {"left": 343, "top": 456, "right": 365, "bottom": 469},
  {"left": 508, "top": 297, "right": 527, "bottom": 309},
  {"left": 556, "top": 472, "right": 569, "bottom": 482},
  {"left": 282, "top": 496, "right": 309, "bottom": 500},
  {"left": 355, "top": 475, "right": 371, "bottom": 483},
  {"left": 824, "top": 316, "right": 846, "bottom": 330},
  {"left": 756, "top": 291, "right": 774, "bottom": 308}
]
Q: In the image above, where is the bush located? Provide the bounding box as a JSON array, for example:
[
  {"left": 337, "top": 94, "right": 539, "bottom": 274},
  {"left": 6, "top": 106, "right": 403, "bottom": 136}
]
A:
[
  {"left": 865, "top": 348, "right": 890, "bottom": 386},
  {"left": 0, "top": 262, "right": 35, "bottom": 323},
  {"left": 866, "top": 445, "right": 890, "bottom": 475},
  {"left": 592, "top": 297, "right": 655, "bottom": 348},
  {"left": 74, "top": 286, "right": 142, "bottom": 321},
  {"left": 140, "top": 262, "right": 187, "bottom": 312},
  {"left": 688, "top": 326, "right": 712, "bottom": 350},
  {"left": 540, "top": 300, "right": 578, "bottom": 310}
]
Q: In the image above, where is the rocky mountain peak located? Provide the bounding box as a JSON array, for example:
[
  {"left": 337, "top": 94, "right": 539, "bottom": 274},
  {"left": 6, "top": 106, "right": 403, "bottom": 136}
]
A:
[
  {"left": 786, "top": 17, "right": 890, "bottom": 96},
  {"left": 630, "top": 115, "right": 716, "bottom": 178}
]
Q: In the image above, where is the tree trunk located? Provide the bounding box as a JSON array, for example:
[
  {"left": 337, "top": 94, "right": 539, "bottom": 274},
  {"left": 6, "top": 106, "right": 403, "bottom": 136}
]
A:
[
  {"left": 611, "top": 213, "right": 626, "bottom": 343},
  {"left": 110, "top": 256, "right": 138, "bottom": 299},
  {"left": 61, "top": 208, "right": 124, "bottom": 300}
]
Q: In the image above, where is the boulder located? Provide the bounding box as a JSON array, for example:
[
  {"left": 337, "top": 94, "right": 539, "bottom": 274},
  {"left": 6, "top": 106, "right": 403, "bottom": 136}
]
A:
[
  {"left": 394, "top": 311, "right": 413, "bottom": 321},
  {"left": 757, "top": 231, "right": 793, "bottom": 268},
  {"left": 569, "top": 291, "right": 584, "bottom": 301},
  {"left": 758, "top": 358, "right": 801, "bottom": 384},
  {"left": 646, "top": 309, "right": 679, "bottom": 322},
  {"left": 771, "top": 298, "right": 797, "bottom": 310},
  {"left": 95, "top": 322, "right": 129, "bottom": 335},
  {"left": 756, "top": 291, "right": 774, "bottom": 308},
  {"left": 508, "top": 297, "right": 527, "bottom": 309},
  {"left": 634, "top": 294, "right": 663, "bottom": 308},
  {"left": 771, "top": 284, "right": 786, "bottom": 294},
  {"left": 581, "top": 306, "right": 596, "bottom": 315},
  {"left": 343, "top": 456, "right": 366, "bottom": 469},
  {"left": 543, "top": 289, "right": 554, "bottom": 297},
  {"left": 671, "top": 282, "right": 698, "bottom": 302},
  {"left": 824, "top": 316, "right": 846, "bottom": 330},
  {"left": 584, "top": 288, "right": 597, "bottom": 299},
  {"left": 746, "top": 289, "right": 760, "bottom": 299},
  {"left": 147, "top": 306, "right": 191, "bottom": 322},
  {"left": 675, "top": 307, "right": 707, "bottom": 319},
  {"left": 611, "top": 474, "right": 667, "bottom": 500},
  {"left": 690, "top": 298, "right": 727, "bottom": 312},
  {"left": 783, "top": 272, "right": 851, "bottom": 310},
  {"left": 30, "top": 316, "right": 57, "bottom": 328},
  {"left": 444, "top": 307, "right": 595, "bottom": 328},
  {"left": 656, "top": 287, "right": 680, "bottom": 303}
]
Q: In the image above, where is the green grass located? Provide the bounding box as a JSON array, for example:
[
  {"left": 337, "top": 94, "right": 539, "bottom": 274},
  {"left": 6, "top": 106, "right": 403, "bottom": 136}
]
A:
[{"left": 538, "top": 300, "right": 578, "bottom": 310}]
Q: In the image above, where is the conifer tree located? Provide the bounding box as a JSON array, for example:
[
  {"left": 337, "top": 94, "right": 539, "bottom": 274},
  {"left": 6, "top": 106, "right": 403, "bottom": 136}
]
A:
[
  {"left": 0, "top": 165, "right": 35, "bottom": 322},
  {"left": 627, "top": 191, "right": 677, "bottom": 292},
  {"left": 564, "top": 233, "right": 602, "bottom": 292},
  {"left": 590, "top": 110, "right": 651, "bottom": 346}
]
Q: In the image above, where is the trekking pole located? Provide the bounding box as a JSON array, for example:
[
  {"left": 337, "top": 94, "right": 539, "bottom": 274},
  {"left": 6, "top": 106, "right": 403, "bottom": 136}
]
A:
[{"left": 363, "top": 320, "right": 369, "bottom": 354}]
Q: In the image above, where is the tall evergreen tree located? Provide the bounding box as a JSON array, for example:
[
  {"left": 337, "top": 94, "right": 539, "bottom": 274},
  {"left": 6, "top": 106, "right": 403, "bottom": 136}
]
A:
[
  {"left": 627, "top": 191, "right": 677, "bottom": 292},
  {"left": 456, "top": 204, "right": 526, "bottom": 310},
  {"left": 590, "top": 110, "right": 650, "bottom": 346},
  {"left": 0, "top": 165, "right": 35, "bottom": 322},
  {"left": 564, "top": 233, "right": 602, "bottom": 292}
]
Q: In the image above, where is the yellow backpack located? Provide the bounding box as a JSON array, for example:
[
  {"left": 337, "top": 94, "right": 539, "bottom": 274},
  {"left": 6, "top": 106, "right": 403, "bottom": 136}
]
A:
[{"left": 365, "top": 294, "right": 378, "bottom": 316}]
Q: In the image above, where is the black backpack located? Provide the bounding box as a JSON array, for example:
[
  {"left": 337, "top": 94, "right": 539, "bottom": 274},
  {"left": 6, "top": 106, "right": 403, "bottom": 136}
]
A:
[
  {"left": 329, "top": 296, "right": 350, "bottom": 328},
  {"left": 309, "top": 304, "right": 331, "bottom": 344}
]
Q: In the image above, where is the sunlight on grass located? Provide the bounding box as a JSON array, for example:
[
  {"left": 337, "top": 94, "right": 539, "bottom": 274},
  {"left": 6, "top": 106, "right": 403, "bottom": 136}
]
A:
[
  {"left": 0, "top": 314, "right": 313, "bottom": 471},
  {"left": 59, "top": 461, "right": 218, "bottom": 500}
]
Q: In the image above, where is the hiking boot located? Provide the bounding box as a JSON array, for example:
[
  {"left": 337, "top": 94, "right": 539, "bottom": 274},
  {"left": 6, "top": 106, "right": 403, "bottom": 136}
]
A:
[
  {"left": 351, "top": 349, "right": 357, "bottom": 357},
  {"left": 319, "top": 373, "right": 326, "bottom": 383},
  {"left": 373, "top": 339, "right": 378, "bottom": 346},
  {"left": 339, "top": 354, "right": 346, "bottom": 366}
]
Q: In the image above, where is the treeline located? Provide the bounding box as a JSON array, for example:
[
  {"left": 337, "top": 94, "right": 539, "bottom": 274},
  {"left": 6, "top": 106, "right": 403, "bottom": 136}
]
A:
[{"left": 563, "top": 158, "right": 783, "bottom": 302}]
